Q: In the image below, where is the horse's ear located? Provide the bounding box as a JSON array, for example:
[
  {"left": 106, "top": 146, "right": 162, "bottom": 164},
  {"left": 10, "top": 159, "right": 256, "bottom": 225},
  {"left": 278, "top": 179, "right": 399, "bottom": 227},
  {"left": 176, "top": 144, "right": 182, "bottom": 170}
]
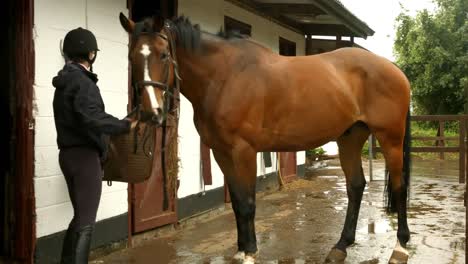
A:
[{"left": 120, "top": 12, "right": 135, "bottom": 33}]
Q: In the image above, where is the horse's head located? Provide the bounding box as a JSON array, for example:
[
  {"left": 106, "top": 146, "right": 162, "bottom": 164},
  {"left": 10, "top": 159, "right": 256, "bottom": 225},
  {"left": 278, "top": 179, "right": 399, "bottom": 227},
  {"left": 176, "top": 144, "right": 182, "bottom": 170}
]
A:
[{"left": 119, "top": 13, "right": 180, "bottom": 125}]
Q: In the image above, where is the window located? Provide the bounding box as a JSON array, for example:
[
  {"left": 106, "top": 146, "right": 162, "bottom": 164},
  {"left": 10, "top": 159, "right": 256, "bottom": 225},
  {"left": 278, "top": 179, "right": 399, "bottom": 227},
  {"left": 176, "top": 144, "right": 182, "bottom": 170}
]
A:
[
  {"left": 279, "top": 37, "right": 296, "bottom": 56},
  {"left": 224, "top": 16, "right": 252, "bottom": 36}
]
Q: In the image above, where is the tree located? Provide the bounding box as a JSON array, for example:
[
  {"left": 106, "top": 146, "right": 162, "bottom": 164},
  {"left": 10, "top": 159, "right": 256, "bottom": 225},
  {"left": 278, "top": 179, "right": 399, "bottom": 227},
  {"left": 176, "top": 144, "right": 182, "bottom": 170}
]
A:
[{"left": 394, "top": 0, "right": 467, "bottom": 115}]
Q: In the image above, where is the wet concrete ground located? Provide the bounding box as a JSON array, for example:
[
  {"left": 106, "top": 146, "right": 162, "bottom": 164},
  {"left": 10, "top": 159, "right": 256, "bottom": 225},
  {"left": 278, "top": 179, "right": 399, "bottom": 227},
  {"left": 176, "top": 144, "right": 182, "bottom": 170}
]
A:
[{"left": 92, "top": 159, "right": 465, "bottom": 264}]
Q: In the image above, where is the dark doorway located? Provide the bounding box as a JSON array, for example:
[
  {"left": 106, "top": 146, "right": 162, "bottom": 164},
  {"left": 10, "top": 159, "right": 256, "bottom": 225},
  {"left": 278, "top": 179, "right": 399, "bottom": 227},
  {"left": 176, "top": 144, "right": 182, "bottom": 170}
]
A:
[
  {"left": 278, "top": 36, "right": 297, "bottom": 183},
  {"left": 0, "top": 0, "right": 14, "bottom": 260},
  {"left": 128, "top": 0, "right": 179, "bottom": 234},
  {"left": 131, "top": 0, "right": 177, "bottom": 21},
  {"left": 221, "top": 16, "right": 252, "bottom": 203}
]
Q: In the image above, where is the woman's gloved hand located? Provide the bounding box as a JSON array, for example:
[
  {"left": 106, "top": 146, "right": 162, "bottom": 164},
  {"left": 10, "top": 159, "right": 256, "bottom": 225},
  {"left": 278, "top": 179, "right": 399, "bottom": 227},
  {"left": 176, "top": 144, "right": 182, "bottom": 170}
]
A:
[{"left": 124, "top": 117, "right": 138, "bottom": 131}]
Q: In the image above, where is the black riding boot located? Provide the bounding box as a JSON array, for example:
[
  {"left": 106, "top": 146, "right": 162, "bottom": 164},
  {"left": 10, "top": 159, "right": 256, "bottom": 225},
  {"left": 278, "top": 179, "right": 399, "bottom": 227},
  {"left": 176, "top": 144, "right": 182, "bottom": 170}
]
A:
[
  {"left": 73, "top": 225, "right": 94, "bottom": 264},
  {"left": 60, "top": 227, "right": 76, "bottom": 264}
]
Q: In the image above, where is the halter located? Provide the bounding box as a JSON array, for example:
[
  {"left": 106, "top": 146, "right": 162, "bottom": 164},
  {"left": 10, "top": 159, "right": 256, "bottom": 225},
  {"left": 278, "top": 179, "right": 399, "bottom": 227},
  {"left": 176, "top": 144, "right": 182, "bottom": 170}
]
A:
[{"left": 130, "top": 20, "right": 182, "bottom": 124}]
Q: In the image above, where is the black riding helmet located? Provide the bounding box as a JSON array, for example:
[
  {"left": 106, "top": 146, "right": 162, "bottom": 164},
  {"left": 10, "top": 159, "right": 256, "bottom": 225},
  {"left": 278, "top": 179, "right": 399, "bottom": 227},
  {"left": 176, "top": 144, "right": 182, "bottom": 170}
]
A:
[{"left": 63, "top": 27, "right": 99, "bottom": 63}]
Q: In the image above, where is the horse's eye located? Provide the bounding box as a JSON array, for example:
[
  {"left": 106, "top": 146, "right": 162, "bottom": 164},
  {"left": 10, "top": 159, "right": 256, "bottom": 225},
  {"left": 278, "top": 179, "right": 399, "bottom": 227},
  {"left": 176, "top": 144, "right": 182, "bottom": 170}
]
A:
[{"left": 160, "top": 52, "right": 168, "bottom": 60}]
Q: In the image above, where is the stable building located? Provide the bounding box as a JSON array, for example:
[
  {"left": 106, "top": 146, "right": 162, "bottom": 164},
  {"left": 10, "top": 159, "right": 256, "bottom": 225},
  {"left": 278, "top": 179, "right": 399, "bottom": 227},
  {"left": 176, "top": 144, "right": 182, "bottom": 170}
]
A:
[{"left": 0, "top": 0, "right": 373, "bottom": 263}]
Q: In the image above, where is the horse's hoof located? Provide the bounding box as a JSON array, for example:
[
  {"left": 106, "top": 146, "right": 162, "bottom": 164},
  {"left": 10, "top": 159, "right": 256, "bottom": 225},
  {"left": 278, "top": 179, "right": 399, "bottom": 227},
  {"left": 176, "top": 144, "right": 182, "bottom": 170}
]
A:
[
  {"left": 233, "top": 251, "right": 245, "bottom": 260},
  {"left": 243, "top": 255, "right": 255, "bottom": 264},
  {"left": 233, "top": 251, "right": 245, "bottom": 263},
  {"left": 389, "top": 251, "right": 408, "bottom": 264},
  {"left": 388, "top": 242, "right": 408, "bottom": 264},
  {"left": 325, "top": 248, "right": 346, "bottom": 263}
]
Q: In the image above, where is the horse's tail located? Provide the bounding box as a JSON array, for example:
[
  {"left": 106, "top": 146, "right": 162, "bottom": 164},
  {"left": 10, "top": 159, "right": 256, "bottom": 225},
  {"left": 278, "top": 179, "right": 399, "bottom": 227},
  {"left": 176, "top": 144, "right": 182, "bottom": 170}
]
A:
[{"left": 386, "top": 109, "right": 411, "bottom": 213}]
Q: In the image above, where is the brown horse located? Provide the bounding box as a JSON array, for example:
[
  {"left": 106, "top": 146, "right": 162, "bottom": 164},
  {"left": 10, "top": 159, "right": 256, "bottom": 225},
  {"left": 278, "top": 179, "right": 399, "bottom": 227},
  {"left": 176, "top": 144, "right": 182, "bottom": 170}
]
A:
[{"left": 119, "top": 13, "right": 411, "bottom": 264}]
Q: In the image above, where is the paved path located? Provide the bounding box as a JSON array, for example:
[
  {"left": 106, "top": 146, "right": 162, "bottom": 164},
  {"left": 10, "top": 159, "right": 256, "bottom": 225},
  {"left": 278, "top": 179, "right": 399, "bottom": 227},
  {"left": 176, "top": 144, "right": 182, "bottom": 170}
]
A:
[{"left": 92, "top": 159, "right": 465, "bottom": 264}]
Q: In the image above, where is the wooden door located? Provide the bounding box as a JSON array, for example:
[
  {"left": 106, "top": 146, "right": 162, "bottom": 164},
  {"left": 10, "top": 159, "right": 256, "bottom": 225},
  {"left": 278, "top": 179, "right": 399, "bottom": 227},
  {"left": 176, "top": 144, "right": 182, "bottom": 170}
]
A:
[
  {"left": 132, "top": 121, "right": 178, "bottom": 233},
  {"left": 129, "top": 0, "right": 179, "bottom": 234},
  {"left": 280, "top": 152, "right": 297, "bottom": 183}
]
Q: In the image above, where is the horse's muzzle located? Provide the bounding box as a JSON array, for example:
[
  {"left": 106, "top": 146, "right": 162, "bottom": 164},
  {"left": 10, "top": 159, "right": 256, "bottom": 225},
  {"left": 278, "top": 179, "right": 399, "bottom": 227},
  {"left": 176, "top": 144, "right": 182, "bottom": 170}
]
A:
[{"left": 139, "top": 110, "right": 163, "bottom": 126}]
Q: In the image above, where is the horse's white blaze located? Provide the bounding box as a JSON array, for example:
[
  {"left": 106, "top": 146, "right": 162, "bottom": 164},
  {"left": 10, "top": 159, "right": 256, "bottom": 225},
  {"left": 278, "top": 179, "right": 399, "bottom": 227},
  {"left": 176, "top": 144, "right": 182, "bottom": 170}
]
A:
[
  {"left": 145, "top": 86, "right": 159, "bottom": 110},
  {"left": 140, "top": 44, "right": 151, "bottom": 57},
  {"left": 140, "top": 44, "right": 159, "bottom": 110},
  {"left": 140, "top": 45, "right": 152, "bottom": 83}
]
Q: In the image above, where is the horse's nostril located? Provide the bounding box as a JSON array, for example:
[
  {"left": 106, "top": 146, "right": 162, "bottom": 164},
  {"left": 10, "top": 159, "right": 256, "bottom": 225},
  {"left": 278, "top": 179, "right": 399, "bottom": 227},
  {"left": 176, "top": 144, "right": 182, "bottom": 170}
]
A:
[{"left": 157, "top": 108, "right": 163, "bottom": 115}]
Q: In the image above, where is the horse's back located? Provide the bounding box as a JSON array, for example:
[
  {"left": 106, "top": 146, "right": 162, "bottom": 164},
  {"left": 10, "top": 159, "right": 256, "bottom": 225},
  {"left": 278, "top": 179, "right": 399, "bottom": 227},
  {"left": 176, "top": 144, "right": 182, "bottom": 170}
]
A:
[
  {"left": 318, "top": 48, "right": 411, "bottom": 130},
  {"left": 208, "top": 46, "right": 410, "bottom": 151},
  {"left": 321, "top": 47, "right": 410, "bottom": 94}
]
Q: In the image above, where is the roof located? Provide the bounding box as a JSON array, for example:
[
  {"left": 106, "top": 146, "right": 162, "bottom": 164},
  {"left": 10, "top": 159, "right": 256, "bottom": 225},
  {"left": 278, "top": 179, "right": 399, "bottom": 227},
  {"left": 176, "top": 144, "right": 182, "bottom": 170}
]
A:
[{"left": 227, "top": 0, "right": 375, "bottom": 38}]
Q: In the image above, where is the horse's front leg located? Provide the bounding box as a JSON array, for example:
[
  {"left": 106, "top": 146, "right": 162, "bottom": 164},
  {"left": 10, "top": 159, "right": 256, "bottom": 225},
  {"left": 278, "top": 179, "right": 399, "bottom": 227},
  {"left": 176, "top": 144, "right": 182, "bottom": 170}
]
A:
[{"left": 212, "top": 143, "right": 258, "bottom": 264}]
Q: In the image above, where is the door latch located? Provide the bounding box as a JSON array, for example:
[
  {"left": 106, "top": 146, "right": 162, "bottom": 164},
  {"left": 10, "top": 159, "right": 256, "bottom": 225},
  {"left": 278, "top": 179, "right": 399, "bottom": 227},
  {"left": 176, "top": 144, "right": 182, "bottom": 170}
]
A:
[{"left": 28, "top": 119, "right": 35, "bottom": 130}]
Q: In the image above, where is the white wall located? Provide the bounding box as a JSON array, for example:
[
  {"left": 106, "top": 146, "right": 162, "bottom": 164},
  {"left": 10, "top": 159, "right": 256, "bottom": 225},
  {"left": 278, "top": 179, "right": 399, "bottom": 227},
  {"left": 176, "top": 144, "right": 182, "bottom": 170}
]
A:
[
  {"left": 177, "top": 0, "right": 306, "bottom": 55},
  {"left": 34, "top": 0, "right": 129, "bottom": 238},
  {"left": 223, "top": 1, "right": 305, "bottom": 55},
  {"left": 177, "top": 0, "right": 306, "bottom": 198},
  {"left": 33, "top": 0, "right": 309, "bottom": 235}
]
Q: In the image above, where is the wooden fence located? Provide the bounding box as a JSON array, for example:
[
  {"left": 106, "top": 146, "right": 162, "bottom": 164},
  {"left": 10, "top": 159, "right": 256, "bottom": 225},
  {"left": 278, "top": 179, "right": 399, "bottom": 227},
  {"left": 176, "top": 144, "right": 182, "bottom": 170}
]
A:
[{"left": 371, "top": 115, "right": 467, "bottom": 183}]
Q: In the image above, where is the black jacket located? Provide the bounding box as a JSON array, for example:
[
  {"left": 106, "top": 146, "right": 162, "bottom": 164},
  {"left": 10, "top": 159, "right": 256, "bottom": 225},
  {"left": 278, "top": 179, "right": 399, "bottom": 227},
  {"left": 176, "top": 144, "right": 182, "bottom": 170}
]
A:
[{"left": 53, "top": 63, "right": 130, "bottom": 158}]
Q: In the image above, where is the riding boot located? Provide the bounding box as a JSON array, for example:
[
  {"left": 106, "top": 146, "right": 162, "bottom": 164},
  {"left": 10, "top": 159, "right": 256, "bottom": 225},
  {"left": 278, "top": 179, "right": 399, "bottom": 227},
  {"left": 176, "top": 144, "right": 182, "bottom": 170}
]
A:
[
  {"left": 73, "top": 225, "right": 94, "bottom": 264},
  {"left": 60, "top": 228, "right": 76, "bottom": 264}
]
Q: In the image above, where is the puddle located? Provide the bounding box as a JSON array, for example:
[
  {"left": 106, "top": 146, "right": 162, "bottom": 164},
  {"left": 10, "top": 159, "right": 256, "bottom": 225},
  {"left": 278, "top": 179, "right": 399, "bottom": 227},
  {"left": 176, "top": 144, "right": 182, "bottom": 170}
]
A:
[
  {"left": 93, "top": 159, "right": 465, "bottom": 264},
  {"left": 358, "top": 219, "right": 393, "bottom": 234}
]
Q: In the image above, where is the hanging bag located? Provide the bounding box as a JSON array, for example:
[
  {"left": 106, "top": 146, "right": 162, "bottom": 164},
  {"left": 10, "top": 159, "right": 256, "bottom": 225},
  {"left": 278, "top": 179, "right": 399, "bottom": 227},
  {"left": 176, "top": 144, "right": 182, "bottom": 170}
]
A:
[{"left": 103, "top": 121, "right": 155, "bottom": 183}]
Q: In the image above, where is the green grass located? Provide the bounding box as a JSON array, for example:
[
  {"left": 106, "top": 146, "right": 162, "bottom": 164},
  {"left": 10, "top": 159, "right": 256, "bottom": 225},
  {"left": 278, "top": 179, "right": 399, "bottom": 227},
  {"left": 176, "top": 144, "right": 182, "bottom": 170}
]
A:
[{"left": 306, "top": 147, "right": 326, "bottom": 157}]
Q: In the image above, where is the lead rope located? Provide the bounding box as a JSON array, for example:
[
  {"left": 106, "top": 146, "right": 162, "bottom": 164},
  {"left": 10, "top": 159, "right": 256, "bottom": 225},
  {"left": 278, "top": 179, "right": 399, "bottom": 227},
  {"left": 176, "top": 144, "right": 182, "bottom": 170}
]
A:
[
  {"left": 169, "top": 24, "right": 182, "bottom": 200},
  {"left": 160, "top": 23, "right": 181, "bottom": 211},
  {"left": 141, "top": 123, "right": 155, "bottom": 157}
]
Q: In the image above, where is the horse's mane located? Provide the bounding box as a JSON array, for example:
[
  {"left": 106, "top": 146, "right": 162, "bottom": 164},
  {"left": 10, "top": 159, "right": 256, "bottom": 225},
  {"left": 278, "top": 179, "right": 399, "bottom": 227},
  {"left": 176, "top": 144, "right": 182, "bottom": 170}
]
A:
[
  {"left": 169, "top": 16, "right": 203, "bottom": 52},
  {"left": 166, "top": 16, "right": 270, "bottom": 53},
  {"left": 133, "top": 15, "right": 272, "bottom": 54},
  {"left": 216, "top": 28, "right": 249, "bottom": 40},
  {"left": 133, "top": 16, "right": 203, "bottom": 52}
]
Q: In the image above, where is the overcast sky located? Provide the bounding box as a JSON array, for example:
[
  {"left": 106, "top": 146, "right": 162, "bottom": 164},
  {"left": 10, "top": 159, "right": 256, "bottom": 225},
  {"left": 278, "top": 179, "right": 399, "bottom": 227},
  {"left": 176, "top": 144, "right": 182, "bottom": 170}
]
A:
[{"left": 338, "top": 0, "right": 437, "bottom": 61}]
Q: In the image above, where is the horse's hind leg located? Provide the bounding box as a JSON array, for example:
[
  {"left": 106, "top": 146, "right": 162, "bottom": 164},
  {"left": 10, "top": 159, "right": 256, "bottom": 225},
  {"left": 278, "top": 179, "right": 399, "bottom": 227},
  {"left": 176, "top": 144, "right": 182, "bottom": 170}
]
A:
[
  {"left": 375, "top": 131, "right": 410, "bottom": 263},
  {"left": 326, "top": 122, "right": 370, "bottom": 263},
  {"left": 212, "top": 143, "right": 258, "bottom": 264}
]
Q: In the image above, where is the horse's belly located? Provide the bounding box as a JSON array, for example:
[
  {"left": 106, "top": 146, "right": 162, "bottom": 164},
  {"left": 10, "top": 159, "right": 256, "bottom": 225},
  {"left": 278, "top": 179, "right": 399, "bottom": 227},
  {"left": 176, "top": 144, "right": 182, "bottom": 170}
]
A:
[
  {"left": 253, "top": 104, "right": 357, "bottom": 152},
  {"left": 251, "top": 120, "right": 349, "bottom": 152},
  {"left": 257, "top": 134, "right": 334, "bottom": 152}
]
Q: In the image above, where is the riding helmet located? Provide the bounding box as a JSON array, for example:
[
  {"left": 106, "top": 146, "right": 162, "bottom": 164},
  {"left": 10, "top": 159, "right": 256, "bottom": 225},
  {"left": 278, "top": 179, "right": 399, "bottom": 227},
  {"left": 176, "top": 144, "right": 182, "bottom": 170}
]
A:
[{"left": 63, "top": 27, "right": 99, "bottom": 58}]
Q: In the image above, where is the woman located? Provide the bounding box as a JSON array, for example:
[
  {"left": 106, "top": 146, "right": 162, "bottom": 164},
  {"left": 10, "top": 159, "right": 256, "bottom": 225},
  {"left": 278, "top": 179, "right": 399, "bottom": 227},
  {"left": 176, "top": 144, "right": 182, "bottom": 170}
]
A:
[{"left": 52, "top": 27, "right": 132, "bottom": 263}]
